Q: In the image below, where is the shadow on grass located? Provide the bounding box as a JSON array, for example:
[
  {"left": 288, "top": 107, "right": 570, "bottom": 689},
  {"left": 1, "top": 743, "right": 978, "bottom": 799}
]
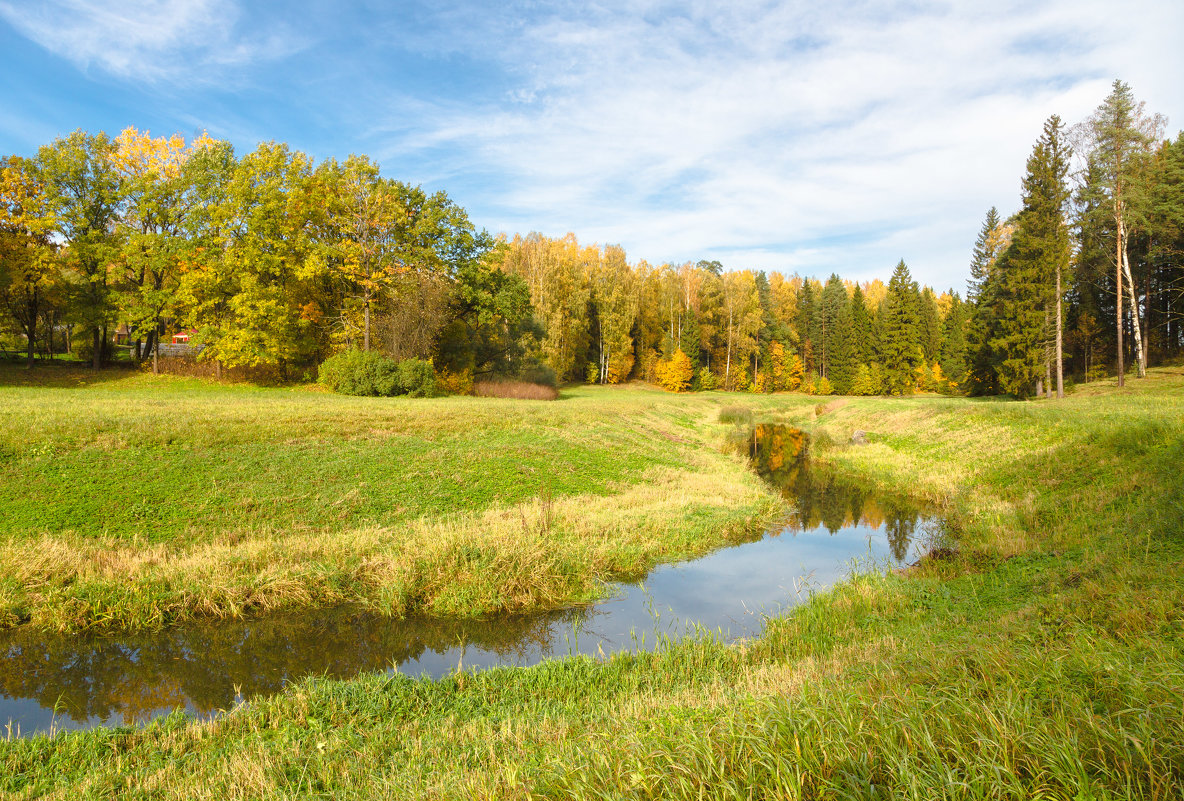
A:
[{"left": 0, "top": 359, "right": 139, "bottom": 389}]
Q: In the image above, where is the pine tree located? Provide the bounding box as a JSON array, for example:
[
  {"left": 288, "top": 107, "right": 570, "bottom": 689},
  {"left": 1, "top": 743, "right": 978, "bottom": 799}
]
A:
[
  {"left": 1084, "top": 80, "right": 1163, "bottom": 382},
  {"left": 881, "top": 260, "right": 922, "bottom": 395}
]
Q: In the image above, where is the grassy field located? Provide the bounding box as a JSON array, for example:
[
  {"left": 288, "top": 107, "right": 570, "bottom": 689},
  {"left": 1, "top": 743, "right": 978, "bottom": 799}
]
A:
[
  {"left": 0, "top": 363, "right": 788, "bottom": 632},
  {"left": 2, "top": 364, "right": 1183, "bottom": 798}
]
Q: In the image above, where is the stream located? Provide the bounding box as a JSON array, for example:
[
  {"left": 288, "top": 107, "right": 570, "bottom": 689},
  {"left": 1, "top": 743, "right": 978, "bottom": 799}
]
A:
[{"left": 1, "top": 424, "right": 941, "bottom": 737}]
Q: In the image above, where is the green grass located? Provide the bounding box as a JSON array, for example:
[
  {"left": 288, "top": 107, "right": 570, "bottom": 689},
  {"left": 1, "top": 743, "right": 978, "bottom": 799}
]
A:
[
  {"left": 0, "top": 364, "right": 792, "bottom": 631},
  {"left": 2, "top": 365, "right": 1183, "bottom": 798}
]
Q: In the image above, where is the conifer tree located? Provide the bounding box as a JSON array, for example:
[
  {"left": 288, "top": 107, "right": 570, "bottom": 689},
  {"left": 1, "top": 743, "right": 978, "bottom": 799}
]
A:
[
  {"left": 968, "top": 207, "right": 1003, "bottom": 303},
  {"left": 938, "top": 290, "right": 970, "bottom": 385},
  {"left": 850, "top": 283, "right": 873, "bottom": 366},
  {"left": 821, "top": 274, "right": 855, "bottom": 392},
  {"left": 918, "top": 287, "right": 942, "bottom": 364},
  {"left": 992, "top": 116, "right": 1071, "bottom": 397},
  {"left": 881, "top": 260, "right": 921, "bottom": 395}
]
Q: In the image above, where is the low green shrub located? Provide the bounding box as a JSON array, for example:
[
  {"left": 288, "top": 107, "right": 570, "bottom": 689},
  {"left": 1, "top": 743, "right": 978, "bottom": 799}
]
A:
[
  {"left": 394, "top": 358, "right": 437, "bottom": 397},
  {"left": 318, "top": 350, "right": 399, "bottom": 396}
]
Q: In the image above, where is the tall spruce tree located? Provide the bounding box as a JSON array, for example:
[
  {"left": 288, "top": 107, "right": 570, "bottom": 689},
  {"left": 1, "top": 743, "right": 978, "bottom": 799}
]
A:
[
  {"left": 850, "top": 283, "right": 873, "bottom": 366},
  {"left": 919, "top": 287, "right": 941, "bottom": 364},
  {"left": 821, "top": 274, "right": 855, "bottom": 392},
  {"left": 881, "top": 260, "right": 921, "bottom": 395},
  {"left": 968, "top": 207, "right": 1003, "bottom": 304},
  {"left": 992, "top": 116, "right": 1072, "bottom": 397},
  {"left": 939, "top": 290, "right": 971, "bottom": 385}
]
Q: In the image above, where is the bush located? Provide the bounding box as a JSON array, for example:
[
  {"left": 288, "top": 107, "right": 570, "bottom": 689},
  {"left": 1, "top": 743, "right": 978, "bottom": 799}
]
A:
[
  {"left": 319, "top": 351, "right": 436, "bottom": 397},
  {"left": 697, "top": 367, "right": 718, "bottom": 391},
  {"left": 395, "top": 357, "right": 437, "bottom": 397},
  {"left": 435, "top": 367, "right": 473, "bottom": 396},
  {"left": 318, "top": 349, "right": 399, "bottom": 396}
]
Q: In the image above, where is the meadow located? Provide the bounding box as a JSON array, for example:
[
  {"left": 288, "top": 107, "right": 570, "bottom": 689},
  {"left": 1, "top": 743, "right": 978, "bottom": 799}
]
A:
[
  {"left": 0, "top": 363, "right": 786, "bottom": 632},
  {"left": 2, "top": 363, "right": 1182, "bottom": 798}
]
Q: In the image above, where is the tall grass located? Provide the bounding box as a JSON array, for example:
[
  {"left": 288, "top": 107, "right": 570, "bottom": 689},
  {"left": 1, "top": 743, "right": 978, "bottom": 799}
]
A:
[{"left": 472, "top": 380, "right": 559, "bottom": 400}]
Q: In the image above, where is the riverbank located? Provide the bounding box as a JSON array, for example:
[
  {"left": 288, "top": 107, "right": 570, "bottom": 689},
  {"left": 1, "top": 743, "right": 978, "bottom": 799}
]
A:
[
  {"left": 0, "top": 365, "right": 788, "bottom": 633},
  {"left": 4, "top": 367, "right": 1183, "bottom": 798}
]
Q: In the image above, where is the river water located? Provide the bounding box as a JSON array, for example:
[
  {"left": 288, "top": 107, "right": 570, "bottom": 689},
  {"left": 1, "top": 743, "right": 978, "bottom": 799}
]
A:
[{"left": 1, "top": 424, "right": 940, "bottom": 736}]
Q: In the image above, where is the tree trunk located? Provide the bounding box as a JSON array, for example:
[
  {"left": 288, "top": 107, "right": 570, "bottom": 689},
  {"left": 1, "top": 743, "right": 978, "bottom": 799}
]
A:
[
  {"left": 24, "top": 289, "right": 38, "bottom": 369},
  {"left": 92, "top": 327, "right": 102, "bottom": 370},
  {"left": 1121, "top": 242, "right": 1146, "bottom": 378},
  {"left": 363, "top": 288, "right": 371, "bottom": 352},
  {"left": 725, "top": 308, "right": 733, "bottom": 390},
  {"left": 1055, "top": 266, "right": 1064, "bottom": 399},
  {"left": 1116, "top": 214, "right": 1124, "bottom": 386}
]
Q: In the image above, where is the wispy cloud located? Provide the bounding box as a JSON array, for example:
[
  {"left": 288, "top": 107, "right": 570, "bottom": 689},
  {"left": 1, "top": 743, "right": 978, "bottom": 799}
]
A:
[
  {"left": 364, "top": 0, "right": 1182, "bottom": 287},
  {"left": 0, "top": 0, "right": 302, "bottom": 85}
]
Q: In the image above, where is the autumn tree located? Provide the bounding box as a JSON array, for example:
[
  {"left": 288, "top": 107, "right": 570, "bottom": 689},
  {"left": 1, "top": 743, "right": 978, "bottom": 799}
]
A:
[
  {"left": 0, "top": 156, "right": 57, "bottom": 367},
  {"left": 37, "top": 130, "right": 123, "bottom": 368},
  {"left": 590, "top": 244, "right": 638, "bottom": 383}
]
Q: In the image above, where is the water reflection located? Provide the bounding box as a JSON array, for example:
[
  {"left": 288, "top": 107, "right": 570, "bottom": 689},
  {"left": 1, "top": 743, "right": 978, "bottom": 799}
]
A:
[
  {"left": 734, "top": 423, "right": 927, "bottom": 562},
  {"left": 0, "top": 607, "right": 589, "bottom": 735},
  {"left": 2, "top": 424, "right": 940, "bottom": 737}
]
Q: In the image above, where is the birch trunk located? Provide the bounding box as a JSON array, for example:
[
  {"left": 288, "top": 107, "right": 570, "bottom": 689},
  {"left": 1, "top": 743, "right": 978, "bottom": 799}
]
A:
[
  {"left": 1116, "top": 213, "right": 1125, "bottom": 386},
  {"left": 1120, "top": 234, "right": 1146, "bottom": 378}
]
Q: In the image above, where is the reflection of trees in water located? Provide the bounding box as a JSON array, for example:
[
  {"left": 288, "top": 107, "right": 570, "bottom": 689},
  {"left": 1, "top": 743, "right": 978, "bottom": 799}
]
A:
[
  {"left": 0, "top": 605, "right": 587, "bottom": 725},
  {"left": 738, "top": 425, "right": 927, "bottom": 560}
]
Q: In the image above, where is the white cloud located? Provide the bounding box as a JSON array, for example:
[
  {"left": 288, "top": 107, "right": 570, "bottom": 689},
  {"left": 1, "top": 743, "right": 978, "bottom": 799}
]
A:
[
  {"left": 369, "top": 0, "right": 1184, "bottom": 289},
  {"left": 0, "top": 0, "right": 302, "bottom": 84}
]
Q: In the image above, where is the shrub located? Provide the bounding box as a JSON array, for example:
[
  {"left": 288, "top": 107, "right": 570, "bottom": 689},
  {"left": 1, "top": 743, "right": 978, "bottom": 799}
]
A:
[
  {"left": 435, "top": 367, "right": 473, "bottom": 396},
  {"left": 318, "top": 349, "right": 399, "bottom": 396},
  {"left": 697, "top": 367, "right": 719, "bottom": 391},
  {"left": 394, "top": 358, "right": 437, "bottom": 397},
  {"left": 473, "top": 380, "right": 559, "bottom": 400}
]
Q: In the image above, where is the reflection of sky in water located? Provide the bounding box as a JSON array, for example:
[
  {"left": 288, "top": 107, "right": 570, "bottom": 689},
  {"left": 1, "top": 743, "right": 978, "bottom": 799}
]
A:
[{"left": 2, "top": 426, "right": 939, "bottom": 737}]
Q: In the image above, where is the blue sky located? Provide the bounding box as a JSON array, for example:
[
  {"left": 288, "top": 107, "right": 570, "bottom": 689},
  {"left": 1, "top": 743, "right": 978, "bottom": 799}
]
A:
[{"left": 2, "top": 0, "right": 1182, "bottom": 291}]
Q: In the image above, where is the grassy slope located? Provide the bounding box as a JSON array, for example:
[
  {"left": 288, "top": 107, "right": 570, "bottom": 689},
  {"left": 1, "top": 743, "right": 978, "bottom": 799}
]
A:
[
  {"left": 3, "top": 368, "right": 1183, "bottom": 798},
  {"left": 0, "top": 365, "right": 787, "bottom": 632}
]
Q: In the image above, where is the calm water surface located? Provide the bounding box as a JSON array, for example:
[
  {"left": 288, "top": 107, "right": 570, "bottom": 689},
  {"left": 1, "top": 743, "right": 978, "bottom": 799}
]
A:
[{"left": 1, "top": 424, "right": 940, "bottom": 736}]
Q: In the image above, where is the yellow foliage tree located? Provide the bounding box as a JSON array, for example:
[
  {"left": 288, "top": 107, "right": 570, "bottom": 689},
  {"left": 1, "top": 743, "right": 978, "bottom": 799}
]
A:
[{"left": 655, "top": 348, "right": 694, "bottom": 392}]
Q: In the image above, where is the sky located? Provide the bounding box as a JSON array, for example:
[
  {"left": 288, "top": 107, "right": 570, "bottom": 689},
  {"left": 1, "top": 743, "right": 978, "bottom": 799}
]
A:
[{"left": 1, "top": 0, "right": 1182, "bottom": 291}]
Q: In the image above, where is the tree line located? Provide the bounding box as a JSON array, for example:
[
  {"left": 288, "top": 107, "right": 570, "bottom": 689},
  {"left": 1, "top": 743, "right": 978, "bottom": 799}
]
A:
[{"left": 1, "top": 79, "right": 1180, "bottom": 396}]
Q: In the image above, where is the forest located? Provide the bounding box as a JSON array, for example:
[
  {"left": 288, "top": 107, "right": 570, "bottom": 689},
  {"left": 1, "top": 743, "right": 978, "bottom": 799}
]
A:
[{"left": 1, "top": 80, "right": 1181, "bottom": 398}]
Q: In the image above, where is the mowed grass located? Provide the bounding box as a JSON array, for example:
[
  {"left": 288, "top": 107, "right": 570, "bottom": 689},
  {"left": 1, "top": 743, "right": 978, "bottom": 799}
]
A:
[
  {"left": 2, "top": 366, "right": 1182, "bottom": 799},
  {"left": 0, "top": 364, "right": 793, "bottom": 632}
]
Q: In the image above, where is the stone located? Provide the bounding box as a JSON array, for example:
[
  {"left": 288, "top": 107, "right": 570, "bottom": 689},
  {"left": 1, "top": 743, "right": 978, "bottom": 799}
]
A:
[{"left": 850, "top": 429, "right": 869, "bottom": 446}]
